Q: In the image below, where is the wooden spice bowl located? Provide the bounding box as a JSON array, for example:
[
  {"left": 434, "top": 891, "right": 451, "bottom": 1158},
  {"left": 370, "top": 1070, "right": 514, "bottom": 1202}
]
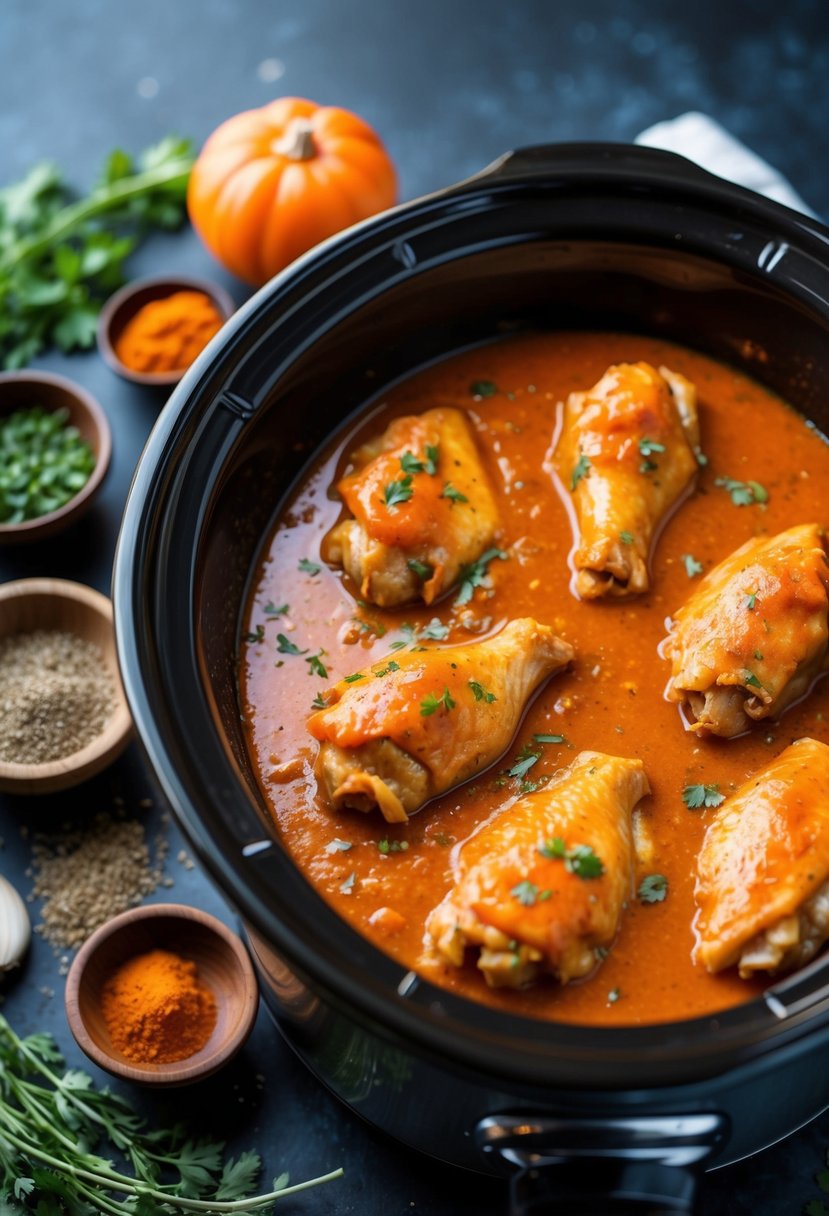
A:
[
  {"left": 0, "top": 578, "right": 132, "bottom": 793},
  {"left": 0, "top": 370, "right": 111, "bottom": 544},
  {"left": 97, "top": 275, "right": 236, "bottom": 387},
  {"left": 65, "top": 904, "right": 259, "bottom": 1087}
]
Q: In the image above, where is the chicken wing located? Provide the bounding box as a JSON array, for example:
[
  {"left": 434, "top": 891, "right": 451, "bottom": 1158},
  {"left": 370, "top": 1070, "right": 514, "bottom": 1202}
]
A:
[
  {"left": 664, "top": 524, "right": 829, "bottom": 738},
  {"left": 553, "top": 362, "right": 699, "bottom": 599},
  {"left": 694, "top": 738, "right": 829, "bottom": 977},
  {"left": 308, "top": 617, "right": 573, "bottom": 823},
  {"left": 325, "top": 407, "right": 500, "bottom": 607},
  {"left": 426, "top": 751, "right": 649, "bottom": 987}
]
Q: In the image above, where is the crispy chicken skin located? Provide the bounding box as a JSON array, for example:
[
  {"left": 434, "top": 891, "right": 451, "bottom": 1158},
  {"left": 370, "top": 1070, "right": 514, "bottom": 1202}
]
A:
[
  {"left": 664, "top": 524, "right": 829, "bottom": 738},
  {"left": 694, "top": 738, "right": 829, "bottom": 977},
  {"left": 308, "top": 618, "right": 573, "bottom": 823},
  {"left": 553, "top": 362, "right": 699, "bottom": 599},
  {"left": 324, "top": 407, "right": 500, "bottom": 607},
  {"left": 426, "top": 751, "right": 649, "bottom": 987}
]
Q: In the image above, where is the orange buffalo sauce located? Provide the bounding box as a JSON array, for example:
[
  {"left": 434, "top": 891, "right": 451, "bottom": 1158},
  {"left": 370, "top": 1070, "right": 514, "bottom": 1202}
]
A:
[{"left": 240, "top": 331, "right": 829, "bottom": 1026}]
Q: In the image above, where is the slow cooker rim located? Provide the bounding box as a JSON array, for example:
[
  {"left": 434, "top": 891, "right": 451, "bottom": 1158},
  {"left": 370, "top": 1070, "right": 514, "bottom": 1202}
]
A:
[{"left": 114, "top": 141, "right": 829, "bottom": 1091}]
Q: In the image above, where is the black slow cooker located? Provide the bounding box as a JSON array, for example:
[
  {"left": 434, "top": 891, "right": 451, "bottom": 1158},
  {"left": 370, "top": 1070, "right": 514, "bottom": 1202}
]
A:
[{"left": 113, "top": 144, "right": 829, "bottom": 1215}]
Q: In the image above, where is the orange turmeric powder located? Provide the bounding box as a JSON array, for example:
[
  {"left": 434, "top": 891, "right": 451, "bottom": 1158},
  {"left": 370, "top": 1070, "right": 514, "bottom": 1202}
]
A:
[
  {"left": 100, "top": 947, "right": 217, "bottom": 1064},
  {"left": 114, "top": 290, "right": 224, "bottom": 373}
]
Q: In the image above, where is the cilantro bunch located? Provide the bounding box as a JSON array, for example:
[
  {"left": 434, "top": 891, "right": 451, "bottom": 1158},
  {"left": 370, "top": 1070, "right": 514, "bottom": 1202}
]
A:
[
  {"left": 0, "top": 1014, "right": 341, "bottom": 1214},
  {"left": 0, "top": 137, "right": 195, "bottom": 369}
]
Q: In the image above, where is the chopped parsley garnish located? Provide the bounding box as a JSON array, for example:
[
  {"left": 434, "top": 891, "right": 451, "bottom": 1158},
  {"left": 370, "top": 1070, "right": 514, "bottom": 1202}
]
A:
[
  {"left": 754, "top": 649, "right": 764, "bottom": 661},
  {"left": 744, "top": 592, "right": 757, "bottom": 610},
  {"left": 325, "top": 838, "right": 352, "bottom": 854},
  {"left": 696, "top": 448, "right": 708, "bottom": 467},
  {"left": 400, "top": 450, "right": 427, "bottom": 475},
  {"left": 421, "top": 618, "right": 450, "bottom": 641},
  {"left": 714, "top": 475, "right": 769, "bottom": 507},
  {"left": 638, "top": 437, "right": 666, "bottom": 457},
  {"left": 681, "top": 554, "right": 703, "bottom": 578},
  {"left": 244, "top": 624, "right": 265, "bottom": 644},
  {"left": 276, "top": 633, "right": 307, "bottom": 655},
  {"left": 533, "top": 733, "right": 565, "bottom": 744},
  {"left": 306, "top": 652, "right": 328, "bottom": 678},
  {"left": 682, "top": 783, "right": 725, "bottom": 809},
  {"left": 424, "top": 444, "right": 440, "bottom": 474},
  {"left": 311, "top": 692, "right": 328, "bottom": 710},
  {"left": 440, "top": 482, "right": 469, "bottom": 504},
  {"left": 743, "top": 669, "right": 764, "bottom": 690},
  {"left": 373, "top": 659, "right": 401, "bottom": 677},
  {"left": 420, "top": 687, "right": 456, "bottom": 716},
  {"left": 351, "top": 615, "right": 386, "bottom": 638},
  {"left": 432, "top": 832, "right": 454, "bottom": 847},
  {"left": 640, "top": 458, "right": 658, "bottom": 473},
  {"left": 619, "top": 530, "right": 634, "bottom": 545},
  {"left": 570, "top": 452, "right": 591, "bottom": 491},
  {"left": 383, "top": 474, "right": 414, "bottom": 509},
  {"left": 389, "top": 623, "right": 417, "bottom": 651},
  {"left": 537, "top": 838, "right": 604, "bottom": 878},
  {"left": 508, "top": 750, "right": 540, "bottom": 780},
  {"left": 470, "top": 379, "right": 497, "bottom": 398},
  {"left": 339, "top": 872, "right": 356, "bottom": 893},
  {"left": 377, "top": 838, "right": 409, "bottom": 854},
  {"left": 344, "top": 672, "right": 366, "bottom": 683},
  {"left": 298, "top": 557, "right": 321, "bottom": 576},
  {"left": 456, "top": 547, "right": 508, "bottom": 606},
  {"left": 468, "top": 680, "right": 497, "bottom": 703},
  {"left": 407, "top": 557, "right": 433, "bottom": 580},
  {"left": 638, "top": 873, "right": 669, "bottom": 903},
  {"left": 511, "top": 880, "right": 539, "bottom": 907},
  {"left": 264, "top": 601, "right": 289, "bottom": 617}
]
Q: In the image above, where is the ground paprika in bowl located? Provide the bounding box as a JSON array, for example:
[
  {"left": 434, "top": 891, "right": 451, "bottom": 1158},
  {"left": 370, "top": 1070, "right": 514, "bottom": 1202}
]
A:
[
  {"left": 97, "top": 275, "right": 235, "bottom": 387},
  {"left": 65, "top": 903, "right": 258, "bottom": 1086}
]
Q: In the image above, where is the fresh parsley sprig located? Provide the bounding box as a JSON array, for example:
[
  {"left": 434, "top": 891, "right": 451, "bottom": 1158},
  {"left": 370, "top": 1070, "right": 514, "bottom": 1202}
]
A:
[
  {"left": 0, "top": 1014, "right": 341, "bottom": 1214},
  {"left": 0, "top": 137, "right": 195, "bottom": 369}
]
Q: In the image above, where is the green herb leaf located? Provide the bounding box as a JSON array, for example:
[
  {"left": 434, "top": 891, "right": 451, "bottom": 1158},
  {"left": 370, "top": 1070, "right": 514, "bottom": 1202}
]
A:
[
  {"left": 470, "top": 379, "right": 497, "bottom": 397},
  {"left": 243, "top": 625, "right": 265, "bottom": 645},
  {"left": 424, "top": 444, "right": 440, "bottom": 474},
  {"left": 744, "top": 592, "right": 757, "bottom": 610},
  {"left": 468, "top": 680, "right": 496, "bottom": 703},
  {"left": 533, "top": 733, "right": 565, "bottom": 744},
  {"left": 407, "top": 557, "right": 433, "bottom": 580},
  {"left": 537, "top": 838, "right": 604, "bottom": 878},
  {"left": 420, "top": 687, "right": 456, "bottom": 716},
  {"left": 508, "top": 750, "right": 540, "bottom": 779},
  {"left": 306, "top": 652, "right": 328, "bottom": 678},
  {"left": 264, "top": 601, "right": 289, "bottom": 616},
  {"left": 638, "top": 873, "right": 669, "bottom": 903},
  {"left": 682, "top": 783, "right": 725, "bottom": 809},
  {"left": 400, "top": 450, "right": 426, "bottom": 475},
  {"left": 681, "top": 553, "right": 703, "bottom": 578},
  {"left": 311, "top": 692, "right": 328, "bottom": 709},
  {"left": 456, "top": 547, "right": 508, "bottom": 606},
  {"left": 275, "top": 633, "right": 307, "bottom": 655},
  {"left": 298, "top": 556, "right": 321, "bottom": 576},
  {"left": 743, "top": 669, "right": 764, "bottom": 690},
  {"left": 619, "top": 530, "right": 635, "bottom": 545},
  {"left": 0, "top": 139, "right": 196, "bottom": 369},
  {"left": 511, "top": 880, "right": 539, "bottom": 906},
  {"left": 373, "top": 659, "right": 401, "bottom": 677},
  {"left": 638, "top": 437, "right": 666, "bottom": 457},
  {"left": 383, "top": 475, "right": 414, "bottom": 509},
  {"left": 714, "top": 475, "right": 769, "bottom": 507},
  {"left": 344, "top": 671, "right": 366, "bottom": 683},
  {"left": 0, "top": 1012, "right": 342, "bottom": 1213},
  {"left": 440, "top": 482, "right": 469, "bottom": 504},
  {"left": 420, "top": 618, "right": 450, "bottom": 641},
  {"left": 570, "top": 452, "right": 591, "bottom": 491}
]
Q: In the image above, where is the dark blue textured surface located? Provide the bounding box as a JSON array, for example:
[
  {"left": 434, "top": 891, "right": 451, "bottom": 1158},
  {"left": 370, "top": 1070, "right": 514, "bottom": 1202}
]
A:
[{"left": 2, "top": 3, "right": 829, "bottom": 1213}]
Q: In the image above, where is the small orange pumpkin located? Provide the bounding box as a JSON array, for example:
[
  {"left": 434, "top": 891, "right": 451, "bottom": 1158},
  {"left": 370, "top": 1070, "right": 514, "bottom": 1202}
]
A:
[{"left": 187, "top": 97, "right": 398, "bottom": 286}]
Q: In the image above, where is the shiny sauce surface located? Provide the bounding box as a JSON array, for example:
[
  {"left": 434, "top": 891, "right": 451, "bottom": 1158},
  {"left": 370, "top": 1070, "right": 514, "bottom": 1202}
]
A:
[{"left": 240, "top": 331, "right": 829, "bottom": 1026}]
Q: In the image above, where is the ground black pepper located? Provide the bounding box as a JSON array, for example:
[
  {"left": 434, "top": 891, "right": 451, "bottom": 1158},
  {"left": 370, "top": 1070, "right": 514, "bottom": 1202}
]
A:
[{"left": 0, "top": 630, "right": 115, "bottom": 764}]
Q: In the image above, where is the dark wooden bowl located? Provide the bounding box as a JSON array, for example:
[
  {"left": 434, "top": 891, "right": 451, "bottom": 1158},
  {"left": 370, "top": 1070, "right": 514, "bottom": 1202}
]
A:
[
  {"left": 65, "top": 903, "right": 259, "bottom": 1087},
  {"left": 0, "top": 370, "right": 111, "bottom": 544},
  {"left": 0, "top": 578, "right": 132, "bottom": 794},
  {"left": 97, "top": 275, "right": 235, "bottom": 387}
]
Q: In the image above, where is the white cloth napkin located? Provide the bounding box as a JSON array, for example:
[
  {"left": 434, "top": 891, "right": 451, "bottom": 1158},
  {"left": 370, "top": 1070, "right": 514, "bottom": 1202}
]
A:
[{"left": 635, "top": 111, "right": 817, "bottom": 218}]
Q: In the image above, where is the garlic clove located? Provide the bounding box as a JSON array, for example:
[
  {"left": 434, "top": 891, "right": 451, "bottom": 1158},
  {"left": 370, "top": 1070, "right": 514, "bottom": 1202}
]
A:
[{"left": 0, "top": 874, "right": 31, "bottom": 972}]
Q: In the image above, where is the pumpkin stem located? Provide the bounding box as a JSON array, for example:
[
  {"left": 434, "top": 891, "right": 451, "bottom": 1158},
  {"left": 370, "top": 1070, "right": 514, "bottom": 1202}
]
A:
[{"left": 274, "top": 119, "right": 317, "bottom": 162}]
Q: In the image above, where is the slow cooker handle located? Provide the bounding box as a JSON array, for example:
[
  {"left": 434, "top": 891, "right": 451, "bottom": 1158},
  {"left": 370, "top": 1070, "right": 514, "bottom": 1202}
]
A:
[
  {"left": 464, "top": 142, "right": 721, "bottom": 192},
  {"left": 476, "top": 1111, "right": 727, "bottom": 1215}
]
